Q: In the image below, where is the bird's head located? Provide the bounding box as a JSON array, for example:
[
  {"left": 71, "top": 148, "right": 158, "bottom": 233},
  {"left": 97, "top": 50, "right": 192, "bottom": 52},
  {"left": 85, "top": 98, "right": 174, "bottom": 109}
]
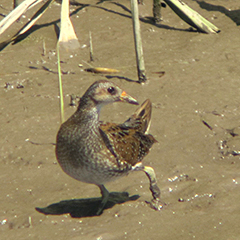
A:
[{"left": 81, "top": 80, "right": 139, "bottom": 109}]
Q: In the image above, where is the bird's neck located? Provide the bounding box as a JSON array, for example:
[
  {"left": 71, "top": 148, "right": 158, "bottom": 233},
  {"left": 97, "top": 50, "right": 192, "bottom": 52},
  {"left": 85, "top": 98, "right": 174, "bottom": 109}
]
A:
[{"left": 72, "top": 98, "right": 100, "bottom": 126}]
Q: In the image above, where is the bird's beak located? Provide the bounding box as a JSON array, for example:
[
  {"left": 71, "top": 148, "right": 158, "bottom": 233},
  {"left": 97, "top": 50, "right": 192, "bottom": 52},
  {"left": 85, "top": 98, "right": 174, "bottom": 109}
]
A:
[{"left": 120, "top": 91, "right": 139, "bottom": 105}]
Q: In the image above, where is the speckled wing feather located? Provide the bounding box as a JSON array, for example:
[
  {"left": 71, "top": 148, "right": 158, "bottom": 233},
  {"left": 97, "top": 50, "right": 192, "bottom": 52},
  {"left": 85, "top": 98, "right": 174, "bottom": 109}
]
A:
[
  {"left": 123, "top": 99, "right": 152, "bottom": 133},
  {"left": 99, "top": 99, "right": 157, "bottom": 166}
]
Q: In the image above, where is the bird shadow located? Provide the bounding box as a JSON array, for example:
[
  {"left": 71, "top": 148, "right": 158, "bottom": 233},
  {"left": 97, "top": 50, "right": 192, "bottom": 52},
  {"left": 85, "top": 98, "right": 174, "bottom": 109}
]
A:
[
  {"left": 196, "top": 1, "right": 240, "bottom": 26},
  {"left": 35, "top": 192, "right": 140, "bottom": 218}
]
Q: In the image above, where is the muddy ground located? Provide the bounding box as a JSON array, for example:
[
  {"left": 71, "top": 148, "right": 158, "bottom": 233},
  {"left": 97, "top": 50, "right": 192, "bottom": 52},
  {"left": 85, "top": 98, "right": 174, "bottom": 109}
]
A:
[{"left": 0, "top": 0, "right": 240, "bottom": 239}]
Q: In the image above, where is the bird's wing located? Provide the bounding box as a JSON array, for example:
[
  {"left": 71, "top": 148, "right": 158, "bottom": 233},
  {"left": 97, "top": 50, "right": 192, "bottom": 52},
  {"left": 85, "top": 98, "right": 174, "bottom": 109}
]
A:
[
  {"left": 123, "top": 99, "right": 152, "bottom": 133},
  {"left": 99, "top": 99, "right": 157, "bottom": 166}
]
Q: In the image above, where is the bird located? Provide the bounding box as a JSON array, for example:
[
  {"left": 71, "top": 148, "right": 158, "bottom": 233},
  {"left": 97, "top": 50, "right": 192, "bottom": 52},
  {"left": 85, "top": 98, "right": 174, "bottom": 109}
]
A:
[{"left": 55, "top": 80, "right": 162, "bottom": 215}]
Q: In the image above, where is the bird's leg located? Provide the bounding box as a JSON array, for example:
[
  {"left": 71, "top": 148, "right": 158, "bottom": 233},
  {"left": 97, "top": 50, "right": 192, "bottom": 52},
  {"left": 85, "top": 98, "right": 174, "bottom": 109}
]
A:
[
  {"left": 132, "top": 162, "right": 164, "bottom": 210},
  {"left": 97, "top": 184, "right": 110, "bottom": 215},
  {"left": 143, "top": 166, "right": 164, "bottom": 210},
  {"left": 143, "top": 166, "right": 160, "bottom": 199}
]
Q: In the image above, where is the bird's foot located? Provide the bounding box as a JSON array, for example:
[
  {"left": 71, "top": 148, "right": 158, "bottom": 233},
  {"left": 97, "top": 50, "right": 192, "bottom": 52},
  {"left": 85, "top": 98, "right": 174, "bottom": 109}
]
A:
[
  {"left": 143, "top": 165, "right": 167, "bottom": 210},
  {"left": 146, "top": 197, "right": 166, "bottom": 211}
]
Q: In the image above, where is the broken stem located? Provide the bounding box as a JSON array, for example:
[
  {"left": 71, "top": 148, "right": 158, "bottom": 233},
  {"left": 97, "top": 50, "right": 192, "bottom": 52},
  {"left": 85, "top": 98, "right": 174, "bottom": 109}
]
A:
[
  {"left": 89, "top": 31, "right": 94, "bottom": 61},
  {"left": 57, "top": 42, "right": 65, "bottom": 123},
  {"left": 130, "top": 0, "right": 147, "bottom": 83}
]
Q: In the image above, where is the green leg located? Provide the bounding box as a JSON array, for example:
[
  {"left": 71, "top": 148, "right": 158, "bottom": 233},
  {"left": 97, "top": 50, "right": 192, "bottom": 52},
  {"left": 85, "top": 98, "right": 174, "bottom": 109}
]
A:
[
  {"left": 97, "top": 184, "right": 110, "bottom": 215},
  {"left": 132, "top": 162, "right": 163, "bottom": 210},
  {"left": 143, "top": 166, "right": 163, "bottom": 210}
]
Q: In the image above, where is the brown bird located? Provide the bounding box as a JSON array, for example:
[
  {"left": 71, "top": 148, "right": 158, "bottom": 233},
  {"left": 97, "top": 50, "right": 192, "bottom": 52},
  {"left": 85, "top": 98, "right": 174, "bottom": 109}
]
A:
[{"left": 56, "top": 80, "right": 162, "bottom": 215}]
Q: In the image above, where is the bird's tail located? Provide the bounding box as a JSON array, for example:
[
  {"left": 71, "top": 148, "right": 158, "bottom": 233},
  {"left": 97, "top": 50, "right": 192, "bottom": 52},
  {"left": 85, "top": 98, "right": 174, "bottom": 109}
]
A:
[{"left": 124, "top": 99, "right": 152, "bottom": 134}]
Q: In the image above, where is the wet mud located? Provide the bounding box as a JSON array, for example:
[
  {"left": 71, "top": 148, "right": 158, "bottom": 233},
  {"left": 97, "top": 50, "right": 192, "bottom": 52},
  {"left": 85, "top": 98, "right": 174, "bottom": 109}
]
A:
[{"left": 0, "top": 0, "right": 240, "bottom": 239}]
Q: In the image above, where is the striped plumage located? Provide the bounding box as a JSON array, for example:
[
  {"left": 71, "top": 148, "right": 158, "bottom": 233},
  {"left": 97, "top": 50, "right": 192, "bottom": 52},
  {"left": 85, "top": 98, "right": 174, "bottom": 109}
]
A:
[{"left": 56, "top": 80, "right": 162, "bottom": 214}]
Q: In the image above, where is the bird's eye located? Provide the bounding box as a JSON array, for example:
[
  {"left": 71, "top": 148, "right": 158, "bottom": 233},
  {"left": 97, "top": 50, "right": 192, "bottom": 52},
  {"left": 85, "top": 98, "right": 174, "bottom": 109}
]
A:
[{"left": 107, "top": 87, "right": 116, "bottom": 95}]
